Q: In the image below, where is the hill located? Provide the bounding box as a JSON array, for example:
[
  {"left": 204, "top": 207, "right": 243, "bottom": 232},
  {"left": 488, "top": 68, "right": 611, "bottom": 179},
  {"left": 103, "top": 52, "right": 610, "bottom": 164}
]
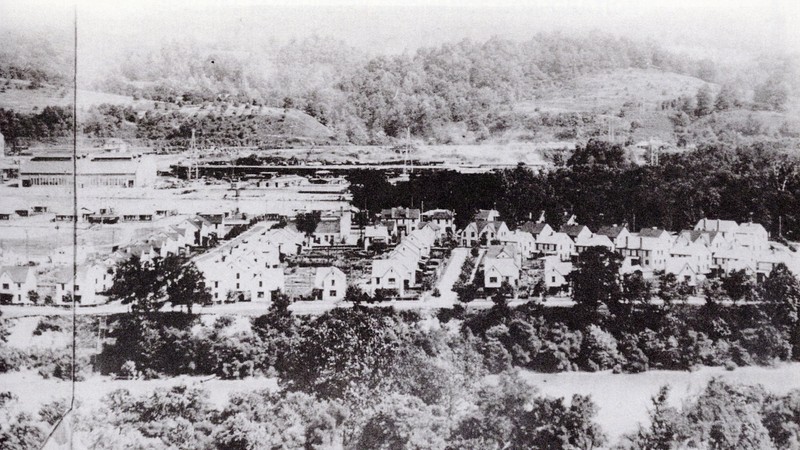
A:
[{"left": 0, "top": 78, "right": 156, "bottom": 113}]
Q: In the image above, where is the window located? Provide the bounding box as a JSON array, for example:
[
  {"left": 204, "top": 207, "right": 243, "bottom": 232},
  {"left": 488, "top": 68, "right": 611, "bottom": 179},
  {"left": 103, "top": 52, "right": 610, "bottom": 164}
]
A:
[
  {"left": 259, "top": 281, "right": 263, "bottom": 287},
  {"left": 236, "top": 283, "right": 240, "bottom": 289},
  {"left": 257, "top": 292, "right": 264, "bottom": 298},
  {"left": 329, "top": 290, "right": 337, "bottom": 297},
  {"left": 1, "top": 284, "right": 7, "bottom": 290},
  {"left": 236, "top": 273, "right": 240, "bottom": 279},
  {"left": 489, "top": 277, "right": 498, "bottom": 283},
  {"left": 214, "top": 293, "right": 219, "bottom": 299},
  {"left": 388, "top": 278, "right": 396, "bottom": 284},
  {"left": 331, "top": 279, "right": 335, "bottom": 286},
  {"left": 552, "top": 276, "right": 556, "bottom": 283},
  {"left": 214, "top": 281, "right": 219, "bottom": 288}
]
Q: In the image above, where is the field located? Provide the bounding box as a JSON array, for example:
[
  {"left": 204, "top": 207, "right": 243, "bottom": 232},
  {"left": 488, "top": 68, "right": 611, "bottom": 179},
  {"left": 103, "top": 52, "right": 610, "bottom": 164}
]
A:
[{"left": 0, "top": 79, "right": 156, "bottom": 114}]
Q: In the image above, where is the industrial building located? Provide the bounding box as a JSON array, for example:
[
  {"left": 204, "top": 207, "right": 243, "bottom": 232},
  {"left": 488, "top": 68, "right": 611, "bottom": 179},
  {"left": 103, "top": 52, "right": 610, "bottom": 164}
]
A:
[{"left": 19, "top": 153, "right": 156, "bottom": 188}]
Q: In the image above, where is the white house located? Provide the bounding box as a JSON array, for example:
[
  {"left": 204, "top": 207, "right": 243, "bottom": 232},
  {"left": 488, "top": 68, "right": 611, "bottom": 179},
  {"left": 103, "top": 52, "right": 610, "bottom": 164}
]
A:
[
  {"left": 314, "top": 266, "right": 346, "bottom": 301},
  {"left": 421, "top": 209, "right": 456, "bottom": 236},
  {"left": 711, "top": 244, "right": 756, "bottom": 276},
  {"left": 460, "top": 220, "right": 510, "bottom": 247},
  {"left": 519, "top": 221, "right": 554, "bottom": 241},
  {"left": 735, "top": 222, "right": 769, "bottom": 251},
  {"left": 380, "top": 207, "right": 421, "bottom": 238},
  {"left": 595, "top": 225, "right": 631, "bottom": 248},
  {"left": 363, "top": 225, "right": 390, "bottom": 250},
  {"left": 694, "top": 218, "right": 739, "bottom": 240},
  {"left": 670, "top": 240, "right": 712, "bottom": 275},
  {"left": 665, "top": 259, "right": 703, "bottom": 286},
  {"left": 483, "top": 258, "right": 520, "bottom": 289},
  {"left": 0, "top": 266, "right": 38, "bottom": 304},
  {"left": 617, "top": 235, "right": 671, "bottom": 271},
  {"left": 260, "top": 228, "right": 305, "bottom": 256},
  {"left": 499, "top": 230, "right": 536, "bottom": 259},
  {"left": 541, "top": 255, "right": 573, "bottom": 294},
  {"left": 574, "top": 233, "right": 615, "bottom": 254},
  {"left": 559, "top": 224, "right": 592, "bottom": 241},
  {"left": 53, "top": 263, "right": 111, "bottom": 306},
  {"left": 535, "top": 232, "right": 575, "bottom": 262},
  {"left": 371, "top": 258, "right": 416, "bottom": 296}
]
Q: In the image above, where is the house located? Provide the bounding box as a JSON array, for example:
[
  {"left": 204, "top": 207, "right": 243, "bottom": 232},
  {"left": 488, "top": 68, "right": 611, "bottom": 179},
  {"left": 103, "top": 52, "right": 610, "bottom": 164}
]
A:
[
  {"left": 53, "top": 263, "right": 111, "bottom": 306},
  {"left": 419, "top": 222, "right": 443, "bottom": 242},
  {"left": 535, "top": 232, "right": 574, "bottom": 262},
  {"left": 670, "top": 240, "right": 712, "bottom": 275},
  {"left": 482, "top": 244, "right": 521, "bottom": 289},
  {"left": 754, "top": 250, "right": 797, "bottom": 281},
  {"left": 676, "top": 230, "right": 729, "bottom": 252},
  {"left": 735, "top": 222, "right": 769, "bottom": 251},
  {"left": 178, "top": 216, "right": 216, "bottom": 247},
  {"left": 120, "top": 206, "right": 154, "bottom": 222},
  {"left": 406, "top": 227, "right": 436, "bottom": 257},
  {"left": 559, "top": 224, "right": 592, "bottom": 241},
  {"left": 499, "top": 230, "right": 536, "bottom": 259},
  {"left": 0, "top": 266, "right": 38, "bottom": 304},
  {"left": 380, "top": 207, "right": 421, "bottom": 238},
  {"left": 483, "top": 258, "right": 520, "bottom": 289},
  {"left": 310, "top": 220, "right": 344, "bottom": 246},
  {"left": 371, "top": 258, "right": 416, "bottom": 296},
  {"left": 519, "top": 221, "right": 554, "bottom": 240},
  {"left": 665, "top": 259, "right": 703, "bottom": 286},
  {"left": 363, "top": 225, "right": 390, "bottom": 250},
  {"left": 196, "top": 253, "right": 284, "bottom": 303},
  {"left": 694, "top": 218, "right": 739, "bottom": 240},
  {"left": 314, "top": 267, "right": 346, "bottom": 301},
  {"left": 711, "top": 244, "right": 755, "bottom": 276},
  {"left": 260, "top": 228, "right": 305, "bottom": 256},
  {"left": 459, "top": 220, "right": 510, "bottom": 247},
  {"left": 595, "top": 225, "right": 631, "bottom": 248},
  {"left": 541, "top": 255, "right": 573, "bottom": 295},
  {"left": 574, "top": 233, "right": 615, "bottom": 254},
  {"left": 617, "top": 235, "right": 670, "bottom": 271},
  {"left": 421, "top": 209, "right": 456, "bottom": 236}
]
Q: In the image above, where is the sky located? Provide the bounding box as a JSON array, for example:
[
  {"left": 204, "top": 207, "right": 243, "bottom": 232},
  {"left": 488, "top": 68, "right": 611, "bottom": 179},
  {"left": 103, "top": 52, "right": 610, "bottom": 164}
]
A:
[{"left": 1, "top": 0, "right": 798, "bottom": 61}]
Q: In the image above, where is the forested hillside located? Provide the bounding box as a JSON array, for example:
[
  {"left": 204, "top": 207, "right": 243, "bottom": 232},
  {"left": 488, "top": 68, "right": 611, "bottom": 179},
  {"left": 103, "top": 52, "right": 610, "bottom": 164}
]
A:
[{"left": 0, "top": 32, "right": 797, "bottom": 147}]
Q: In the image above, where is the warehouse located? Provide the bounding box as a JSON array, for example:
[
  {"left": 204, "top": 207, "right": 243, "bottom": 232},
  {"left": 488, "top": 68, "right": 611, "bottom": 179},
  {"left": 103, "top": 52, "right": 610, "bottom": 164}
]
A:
[{"left": 19, "top": 153, "right": 156, "bottom": 188}]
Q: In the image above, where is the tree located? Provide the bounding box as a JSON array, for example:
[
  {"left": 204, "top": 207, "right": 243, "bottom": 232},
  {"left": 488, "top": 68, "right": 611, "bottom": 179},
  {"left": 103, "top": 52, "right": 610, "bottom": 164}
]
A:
[
  {"left": 694, "top": 84, "right": 714, "bottom": 117},
  {"left": 714, "top": 84, "right": 738, "bottom": 111},
  {"left": 721, "top": 269, "right": 757, "bottom": 302},
  {"left": 164, "top": 261, "right": 211, "bottom": 314},
  {"left": 26, "top": 290, "right": 40, "bottom": 305},
  {"left": 108, "top": 255, "right": 207, "bottom": 316},
  {"left": 622, "top": 271, "right": 654, "bottom": 308},
  {"left": 657, "top": 272, "right": 688, "bottom": 306},
  {"left": 295, "top": 211, "right": 321, "bottom": 243},
  {"left": 754, "top": 74, "right": 789, "bottom": 111},
  {"left": 572, "top": 247, "right": 622, "bottom": 314},
  {"left": 762, "top": 263, "right": 800, "bottom": 325}
]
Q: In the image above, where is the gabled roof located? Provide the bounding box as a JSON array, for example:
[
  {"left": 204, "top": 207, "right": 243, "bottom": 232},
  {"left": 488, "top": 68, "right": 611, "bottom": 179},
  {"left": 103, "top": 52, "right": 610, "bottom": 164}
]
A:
[
  {"left": 519, "top": 221, "right": 551, "bottom": 235},
  {"left": 666, "top": 259, "right": 697, "bottom": 276},
  {"left": 574, "top": 233, "right": 614, "bottom": 248},
  {"left": 1, "top": 266, "right": 33, "bottom": 283},
  {"left": 559, "top": 224, "right": 590, "bottom": 238},
  {"left": 314, "top": 266, "right": 346, "bottom": 288},
  {"left": 695, "top": 218, "right": 739, "bottom": 233},
  {"left": 485, "top": 258, "right": 520, "bottom": 277},
  {"left": 737, "top": 222, "right": 767, "bottom": 235},
  {"left": 365, "top": 225, "right": 389, "bottom": 239},
  {"left": 478, "top": 220, "right": 508, "bottom": 234},
  {"left": 536, "top": 232, "right": 574, "bottom": 246},
  {"left": 596, "top": 225, "right": 628, "bottom": 239},
  {"left": 638, "top": 228, "right": 671, "bottom": 239},
  {"left": 485, "top": 244, "right": 518, "bottom": 260},
  {"left": 314, "top": 220, "right": 341, "bottom": 234},
  {"left": 622, "top": 235, "right": 668, "bottom": 251},
  {"left": 670, "top": 240, "right": 711, "bottom": 256}
]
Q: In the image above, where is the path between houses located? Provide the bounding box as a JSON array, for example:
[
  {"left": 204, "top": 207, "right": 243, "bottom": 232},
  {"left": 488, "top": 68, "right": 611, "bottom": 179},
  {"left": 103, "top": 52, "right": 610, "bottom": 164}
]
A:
[{"left": 426, "top": 247, "right": 468, "bottom": 305}]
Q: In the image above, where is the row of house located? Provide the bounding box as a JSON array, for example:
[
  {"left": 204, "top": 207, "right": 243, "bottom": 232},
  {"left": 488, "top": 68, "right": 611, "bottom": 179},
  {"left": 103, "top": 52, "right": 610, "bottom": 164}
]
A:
[
  {"left": 370, "top": 226, "right": 437, "bottom": 296},
  {"left": 456, "top": 210, "right": 794, "bottom": 295}
]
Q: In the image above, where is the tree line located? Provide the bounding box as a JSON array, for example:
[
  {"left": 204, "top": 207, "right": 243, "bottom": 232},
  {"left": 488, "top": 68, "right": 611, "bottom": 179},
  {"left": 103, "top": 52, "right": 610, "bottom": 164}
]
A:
[{"left": 349, "top": 139, "right": 800, "bottom": 239}]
